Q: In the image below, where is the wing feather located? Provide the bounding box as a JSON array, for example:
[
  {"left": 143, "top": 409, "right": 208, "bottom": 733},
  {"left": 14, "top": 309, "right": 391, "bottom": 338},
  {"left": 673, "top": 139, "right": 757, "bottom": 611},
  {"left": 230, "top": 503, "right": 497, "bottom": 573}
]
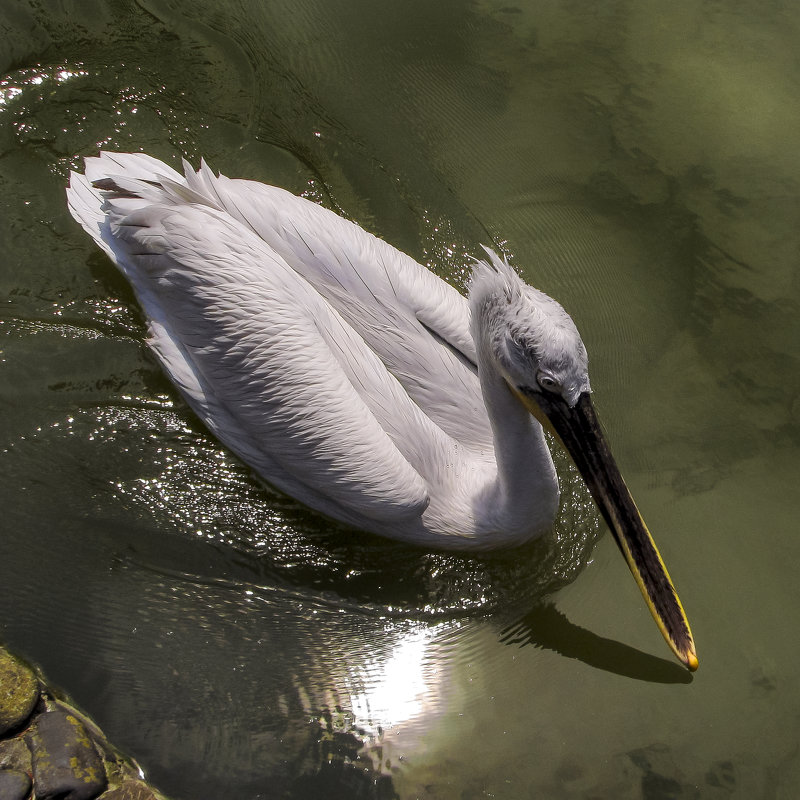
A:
[
  {"left": 72, "top": 153, "right": 491, "bottom": 449},
  {"left": 71, "top": 176, "right": 437, "bottom": 524},
  {"left": 191, "top": 172, "right": 491, "bottom": 448}
]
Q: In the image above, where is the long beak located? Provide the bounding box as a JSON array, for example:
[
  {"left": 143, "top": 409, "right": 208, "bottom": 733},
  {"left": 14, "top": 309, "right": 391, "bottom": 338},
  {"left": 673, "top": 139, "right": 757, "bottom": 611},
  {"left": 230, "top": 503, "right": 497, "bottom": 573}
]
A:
[{"left": 523, "top": 389, "right": 698, "bottom": 671}]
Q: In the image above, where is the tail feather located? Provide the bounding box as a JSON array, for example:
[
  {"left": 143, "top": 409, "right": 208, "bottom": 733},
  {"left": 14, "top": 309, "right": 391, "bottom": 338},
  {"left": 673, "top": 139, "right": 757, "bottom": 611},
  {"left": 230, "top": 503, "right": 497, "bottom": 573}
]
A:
[
  {"left": 83, "top": 151, "right": 183, "bottom": 185},
  {"left": 67, "top": 168, "right": 114, "bottom": 260},
  {"left": 182, "top": 157, "right": 227, "bottom": 210},
  {"left": 67, "top": 151, "right": 220, "bottom": 263}
]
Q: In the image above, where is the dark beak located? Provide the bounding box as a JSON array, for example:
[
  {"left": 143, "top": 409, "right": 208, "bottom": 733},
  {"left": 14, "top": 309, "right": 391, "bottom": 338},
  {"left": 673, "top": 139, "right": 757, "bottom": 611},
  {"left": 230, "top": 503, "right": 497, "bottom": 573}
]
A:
[{"left": 527, "top": 390, "right": 698, "bottom": 671}]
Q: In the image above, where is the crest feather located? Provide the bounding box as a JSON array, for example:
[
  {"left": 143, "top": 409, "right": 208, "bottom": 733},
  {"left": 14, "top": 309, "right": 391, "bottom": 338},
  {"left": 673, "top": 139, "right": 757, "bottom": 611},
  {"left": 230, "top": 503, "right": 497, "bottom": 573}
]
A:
[{"left": 469, "top": 246, "right": 523, "bottom": 307}]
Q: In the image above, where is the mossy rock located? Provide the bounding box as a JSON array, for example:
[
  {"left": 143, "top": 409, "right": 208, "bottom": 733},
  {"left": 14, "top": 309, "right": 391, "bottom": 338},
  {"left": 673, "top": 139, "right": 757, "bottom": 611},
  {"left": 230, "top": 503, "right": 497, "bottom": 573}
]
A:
[
  {"left": 0, "top": 648, "right": 40, "bottom": 736},
  {"left": 0, "top": 768, "right": 32, "bottom": 800},
  {"left": 27, "top": 709, "right": 108, "bottom": 799},
  {"left": 0, "top": 736, "right": 32, "bottom": 773}
]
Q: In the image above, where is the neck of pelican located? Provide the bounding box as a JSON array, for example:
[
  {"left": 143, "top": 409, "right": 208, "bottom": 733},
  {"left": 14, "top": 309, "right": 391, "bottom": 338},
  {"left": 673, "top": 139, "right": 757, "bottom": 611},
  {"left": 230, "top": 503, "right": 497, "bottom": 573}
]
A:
[{"left": 476, "top": 345, "right": 559, "bottom": 539}]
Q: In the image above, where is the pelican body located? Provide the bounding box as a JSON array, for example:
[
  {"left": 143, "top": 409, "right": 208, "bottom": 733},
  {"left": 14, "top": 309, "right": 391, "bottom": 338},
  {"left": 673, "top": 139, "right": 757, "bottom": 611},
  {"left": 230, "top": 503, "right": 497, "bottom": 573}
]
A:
[{"left": 66, "top": 152, "right": 697, "bottom": 670}]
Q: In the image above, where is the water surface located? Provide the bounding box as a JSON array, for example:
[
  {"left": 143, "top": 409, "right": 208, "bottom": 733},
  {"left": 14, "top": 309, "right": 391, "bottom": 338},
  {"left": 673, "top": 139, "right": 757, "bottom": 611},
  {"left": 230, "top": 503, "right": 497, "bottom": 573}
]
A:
[{"left": 1, "top": 1, "right": 799, "bottom": 797}]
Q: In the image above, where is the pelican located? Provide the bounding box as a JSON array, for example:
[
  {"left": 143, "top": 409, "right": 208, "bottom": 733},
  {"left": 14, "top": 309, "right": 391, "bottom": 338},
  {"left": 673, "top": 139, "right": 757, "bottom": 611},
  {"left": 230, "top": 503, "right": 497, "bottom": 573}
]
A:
[{"left": 66, "top": 152, "right": 697, "bottom": 670}]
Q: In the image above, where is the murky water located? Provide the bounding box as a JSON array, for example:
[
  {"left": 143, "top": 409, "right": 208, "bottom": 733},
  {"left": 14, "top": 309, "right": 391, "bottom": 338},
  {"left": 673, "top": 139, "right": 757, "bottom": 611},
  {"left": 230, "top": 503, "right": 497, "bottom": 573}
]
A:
[{"left": 2, "top": 1, "right": 799, "bottom": 797}]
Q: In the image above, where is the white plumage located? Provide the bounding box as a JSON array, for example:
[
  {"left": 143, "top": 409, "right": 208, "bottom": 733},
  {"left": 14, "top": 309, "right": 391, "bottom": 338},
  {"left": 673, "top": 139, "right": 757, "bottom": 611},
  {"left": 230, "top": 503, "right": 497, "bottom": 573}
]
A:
[
  {"left": 67, "top": 152, "right": 565, "bottom": 548},
  {"left": 67, "top": 152, "right": 697, "bottom": 667}
]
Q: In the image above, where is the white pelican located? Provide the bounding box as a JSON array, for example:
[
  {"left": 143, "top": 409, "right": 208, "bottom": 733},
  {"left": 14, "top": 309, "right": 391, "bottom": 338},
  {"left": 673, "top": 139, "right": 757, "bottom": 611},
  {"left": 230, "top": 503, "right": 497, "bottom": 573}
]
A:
[{"left": 66, "top": 152, "right": 697, "bottom": 670}]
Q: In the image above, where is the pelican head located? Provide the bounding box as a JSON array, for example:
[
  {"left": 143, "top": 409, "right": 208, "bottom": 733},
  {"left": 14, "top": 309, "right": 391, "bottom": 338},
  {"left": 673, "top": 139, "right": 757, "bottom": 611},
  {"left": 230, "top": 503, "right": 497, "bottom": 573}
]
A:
[
  {"left": 470, "top": 247, "right": 590, "bottom": 407},
  {"left": 470, "top": 248, "right": 698, "bottom": 671}
]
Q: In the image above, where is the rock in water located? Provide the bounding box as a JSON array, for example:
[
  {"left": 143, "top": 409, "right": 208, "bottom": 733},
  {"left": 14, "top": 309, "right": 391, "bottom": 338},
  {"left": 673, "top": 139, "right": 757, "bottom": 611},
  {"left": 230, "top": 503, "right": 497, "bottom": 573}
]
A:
[
  {"left": 0, "top": 650, "right": 39, "bottom": 736},
  {"left": 26, "top": 709, "right": 107, "bottom": 799}
]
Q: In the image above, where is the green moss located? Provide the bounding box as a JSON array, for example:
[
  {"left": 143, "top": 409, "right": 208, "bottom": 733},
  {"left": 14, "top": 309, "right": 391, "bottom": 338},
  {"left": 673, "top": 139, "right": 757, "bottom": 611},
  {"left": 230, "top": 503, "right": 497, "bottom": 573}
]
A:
[{"left": 98, "top": 779, "right": 165, "bottom": 800}]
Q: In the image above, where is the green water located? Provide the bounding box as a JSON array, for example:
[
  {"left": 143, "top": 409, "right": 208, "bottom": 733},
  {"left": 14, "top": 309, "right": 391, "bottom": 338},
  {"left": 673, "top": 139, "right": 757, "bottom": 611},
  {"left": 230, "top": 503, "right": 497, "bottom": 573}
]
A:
[{"left": 1, "top": 0, "right": 799, "bottom": 797}]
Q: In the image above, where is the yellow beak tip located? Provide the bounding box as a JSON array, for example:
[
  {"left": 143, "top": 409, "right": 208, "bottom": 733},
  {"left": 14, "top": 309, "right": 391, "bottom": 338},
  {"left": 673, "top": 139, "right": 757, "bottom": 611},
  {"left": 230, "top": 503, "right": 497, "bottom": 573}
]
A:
[{"left": 685, "top": 651, "right": 699, "bottom": 672}]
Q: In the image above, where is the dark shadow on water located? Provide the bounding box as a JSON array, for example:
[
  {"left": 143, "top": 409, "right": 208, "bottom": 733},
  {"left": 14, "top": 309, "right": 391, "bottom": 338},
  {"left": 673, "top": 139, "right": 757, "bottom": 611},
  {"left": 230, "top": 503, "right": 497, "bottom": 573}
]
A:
[{"left": 499, "top": 603, "right": 693, "bottom": 684}]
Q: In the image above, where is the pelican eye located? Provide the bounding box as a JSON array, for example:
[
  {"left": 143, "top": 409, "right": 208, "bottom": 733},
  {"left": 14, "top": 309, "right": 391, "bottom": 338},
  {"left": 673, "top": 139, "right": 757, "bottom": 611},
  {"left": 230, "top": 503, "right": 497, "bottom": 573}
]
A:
[{"left": 536, "top": 372, "right": 560, "bottom": 393}]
